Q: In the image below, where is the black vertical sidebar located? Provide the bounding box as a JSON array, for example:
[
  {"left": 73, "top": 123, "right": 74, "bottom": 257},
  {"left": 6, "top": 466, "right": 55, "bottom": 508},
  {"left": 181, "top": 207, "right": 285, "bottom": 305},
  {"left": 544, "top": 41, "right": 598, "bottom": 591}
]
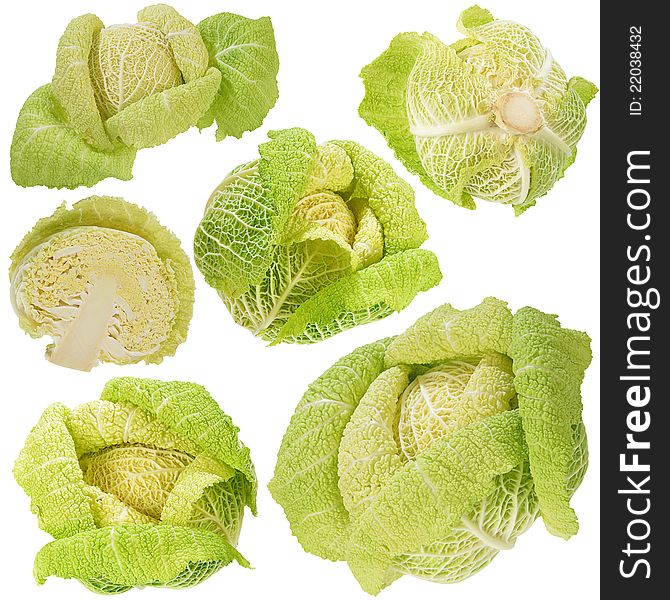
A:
[{"left": 600, "top": 4, "right": 667, "bottom": 598}]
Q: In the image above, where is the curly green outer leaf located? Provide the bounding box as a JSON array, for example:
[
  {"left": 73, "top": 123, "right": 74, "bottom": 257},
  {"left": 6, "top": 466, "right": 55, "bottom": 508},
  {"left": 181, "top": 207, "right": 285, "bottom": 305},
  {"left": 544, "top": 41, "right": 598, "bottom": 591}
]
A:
[
  {"left": 83, "top": 485, "right": 157, "bottom": 528},
  {"left": 105, "top": 67, "right": 221, "bottom": 149},
  {"left": 197, "top": 13, "right": 279, "bottom": 140},
  {"left": 269, "top": 340, "right": 393, "bottom": 561},
  {"left": 10, "top": 86, "right": 136, "bottom": 189},
  {"left": 385, "top": 296, "right": 512, "bottom": 367},
  {"left": 260, "top": 129, "right": 320, "bottom": 239},
  {"left": 331, "top": 140, "right": 428, "bottom": 252},
  {"left": 304, "top": 142, "right": 354, "bottom": 195},
  {"left": 394, "top": 461, "right": 538, "bottom": 583},
  {"left": 13, "top": 403, "right": 95, "bottom": 539},
  {"left": 337, "top": 366, "right": 410, "bottom": 518},
  {"left": 51, "top": 14, "right": 112, "bottom": 151},
  {"left": 230, "top": 222, "right": 358, "bottom": 343},
  {"left": 275, "top": 249, "right": 442, "bottom": 344},
  {"left": 66, "top": 399, "right": 197, "bottom": 458},
  {"left": 358, "top": 33, "right": 474, "bottom": 207},
  {"left": 346, "top": 410, "right": 527, "bottom": 595},
  {"left": 160, "top": 454, "right": 248, "bottom": 546},
  {"left": 162, "top": 456, "right": 236, "bottom": 526},
  {"left": 33, "top": 525, "right": 248, "bottom": 588},
  {"left": 99, "top": 377, "right": 257, "bottom": 513},
  {"left": 457, "top": 5, "right": 494, "bottom": 29},
  {"left": 509, "top": 307, "right": 592, "bottom": 538},
  {"left": 570, "top": 77, "right": 599, "bottom": 106},
  {"left": 195, "top": 129, "right": 316, "bottom": 298}
]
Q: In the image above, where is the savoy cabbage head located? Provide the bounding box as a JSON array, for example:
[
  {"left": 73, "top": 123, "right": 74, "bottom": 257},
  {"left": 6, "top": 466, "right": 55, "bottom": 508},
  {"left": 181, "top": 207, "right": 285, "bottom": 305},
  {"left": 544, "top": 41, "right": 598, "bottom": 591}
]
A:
[
  {"left": 194, "top": 127, "right": 442, "bottom": 344},
  {"left": 10, "top": 4, "right": 279, "bottom": 189},
  {"left": 14, "top": 377, "right": 256, "bottom": 593},
  {"left": 10, "top": 196, "right": 194, "bottom": 371},
  {"left": 270, "top": 297, "right": 591, "bottom": 594},
  {"left": 359, "top": 5, "right": 598, "bottom": 214}
]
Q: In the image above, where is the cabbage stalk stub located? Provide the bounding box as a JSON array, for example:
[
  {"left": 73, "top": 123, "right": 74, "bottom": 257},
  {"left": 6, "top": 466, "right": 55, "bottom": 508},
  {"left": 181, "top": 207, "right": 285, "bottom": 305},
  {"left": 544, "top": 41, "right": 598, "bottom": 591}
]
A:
[
  {"left": 359, "top": 5, "right": 598, "bottom": 214},
  {"left": 194, "top": 128, "right": 442, "bottom": 344},
  {"left": 9, "top": 197, "right": 194, "bottom": 371},
  {"left": 270, "top": 298, "right": 592, "bottom": 594},
  {"left": 14, "top": 377, "right": 256, "bottom": 593}
]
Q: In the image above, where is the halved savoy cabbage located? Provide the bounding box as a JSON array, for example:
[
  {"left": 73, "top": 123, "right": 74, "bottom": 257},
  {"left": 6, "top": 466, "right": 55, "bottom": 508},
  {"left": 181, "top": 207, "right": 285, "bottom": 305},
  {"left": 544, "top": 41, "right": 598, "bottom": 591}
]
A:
[
  {"left": 14, "top": 377, "right": 255, "bottom": 593},
  {"left": 270, "top": 297, "right": 592, "bottom": 594},
  {"left": 194, "top": 127, "right": 442, "bottom": 344},
  {"left": 359, "top": 5, "right": 598, "bottom": 214},
  {"left": 10, "top": 196, "right": 193, "bottom": 371},
  {"left": 10, "top": 4, "right": 279, "bottom": 188}
]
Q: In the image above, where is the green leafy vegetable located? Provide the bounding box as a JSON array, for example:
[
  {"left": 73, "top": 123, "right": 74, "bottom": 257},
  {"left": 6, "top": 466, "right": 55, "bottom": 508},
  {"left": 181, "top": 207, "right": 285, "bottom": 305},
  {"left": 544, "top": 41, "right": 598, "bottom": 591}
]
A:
[
  {"left": 359, "top": 5, "right": 598, "bottom": 214},
  {"left": 194, "top": 127, "right": 442, "bottom": 344},
  {"left": 9, "top": 196, "right": 194, "bottom": 371},
  {"left": 270, "top": 298, "right": 591, "bottom": 594},
  {"left": 15, "top": 377, "right": 256, "bottom": 593},
  {"left": 10, "top": 4, "right": 279, "bottom": 189}
]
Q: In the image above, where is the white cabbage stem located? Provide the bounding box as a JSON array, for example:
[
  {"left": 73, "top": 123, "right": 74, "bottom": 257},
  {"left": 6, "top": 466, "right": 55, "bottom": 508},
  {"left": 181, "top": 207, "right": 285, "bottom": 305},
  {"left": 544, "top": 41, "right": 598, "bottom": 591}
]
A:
[
  {"left": 493, "top": 92, "right": 543, "bottom": 135},
  {"left": 47, "top": 275, "right": 118, "bottom": 372}
]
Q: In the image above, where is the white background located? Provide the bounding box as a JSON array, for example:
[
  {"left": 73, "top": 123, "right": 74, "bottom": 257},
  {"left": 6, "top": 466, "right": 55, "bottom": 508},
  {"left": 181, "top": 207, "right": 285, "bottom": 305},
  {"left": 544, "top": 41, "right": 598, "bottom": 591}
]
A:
[{"left": 0, "top": 1, "right": 600, "bottom": 599}]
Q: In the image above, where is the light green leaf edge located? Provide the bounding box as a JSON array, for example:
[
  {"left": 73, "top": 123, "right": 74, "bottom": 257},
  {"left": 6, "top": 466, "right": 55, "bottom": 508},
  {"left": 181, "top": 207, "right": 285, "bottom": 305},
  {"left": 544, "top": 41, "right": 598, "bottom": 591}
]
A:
[
  {"left": 385, "top": 296, "right": 513, "bottom": 367},
  {"left": 138, "top": 4, "right": 209, "bottom": 83},
  {"left": 195, "top": 127, "right": 317, "bottom": 298},
  {"left": 51, "top": 13, "right": 113, "bottom": 151},
  {"left": 104, "top": 4, "right": 220, "bottom": 149},
  {"left": 13, "top": 403, "right": 96, "bottom": 539},
  {"left": 10, "top": 85, "right": 136, "bottom": 189},
  {"left": 509, "top": 306, "right": 592, "bottom": 539},
  {"left": 105, "top": 68, "right": 221, "bottom": 149},
  {"left": 457, "top": 5, "right": 495, "bottom": 30},
  {"left": 33, "top": 524, "right": 248, "bottom": 588},
  {"left": 161, "top": 455, "right": 235, "bottom": 526},
  {"left": 269, "top": 339, "right": 393, "bottom": 561},
  {"left": 274, "top": 249, "right": 442, "bottom": 343},
  {"left": 345, "top": 410, "right": 527, "bottom": 595},
  {"left": 197, "top": 12, "right": 279, "bottom": 140}
]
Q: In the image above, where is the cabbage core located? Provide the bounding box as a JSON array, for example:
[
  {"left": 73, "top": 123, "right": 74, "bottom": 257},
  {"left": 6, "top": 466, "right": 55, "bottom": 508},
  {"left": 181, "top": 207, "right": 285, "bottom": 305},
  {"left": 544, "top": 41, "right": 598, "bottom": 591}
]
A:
[
  {"left": 81, "top": 445, "right": 194, "bottom": 520},
  {"left": 493, "top": 91, "right": 543, "bottom": 134},
  {"left": 293, "top": 192, "right": 359, "bottom": 245},
  {"left": 399, "top": 355, "right": 516, "bottom": 459},
  {"left": 89, "top": 22, "right": 183, "bottom": 120}
]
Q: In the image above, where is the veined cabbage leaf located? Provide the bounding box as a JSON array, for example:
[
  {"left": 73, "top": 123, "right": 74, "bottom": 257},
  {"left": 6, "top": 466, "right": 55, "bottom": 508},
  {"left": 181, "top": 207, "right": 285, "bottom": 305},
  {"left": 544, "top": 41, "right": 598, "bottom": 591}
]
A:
[
  {"left": 9, "top": 196, "right": 194, "bottom": 371},
  {"left": 10, "top": 4, "right": 279, "bottom": 189},
  {"left": 14, "top": 377, "right": 256, "bottom": 593},
  {"left": 194, "top": 127, "right": 442, "bottom": 344},
  {"left": 270, "top": 298, "right": 592, "bottom": 594},
  {"left": 359, "top": 5, "right": 598, "bottom": 214}
]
